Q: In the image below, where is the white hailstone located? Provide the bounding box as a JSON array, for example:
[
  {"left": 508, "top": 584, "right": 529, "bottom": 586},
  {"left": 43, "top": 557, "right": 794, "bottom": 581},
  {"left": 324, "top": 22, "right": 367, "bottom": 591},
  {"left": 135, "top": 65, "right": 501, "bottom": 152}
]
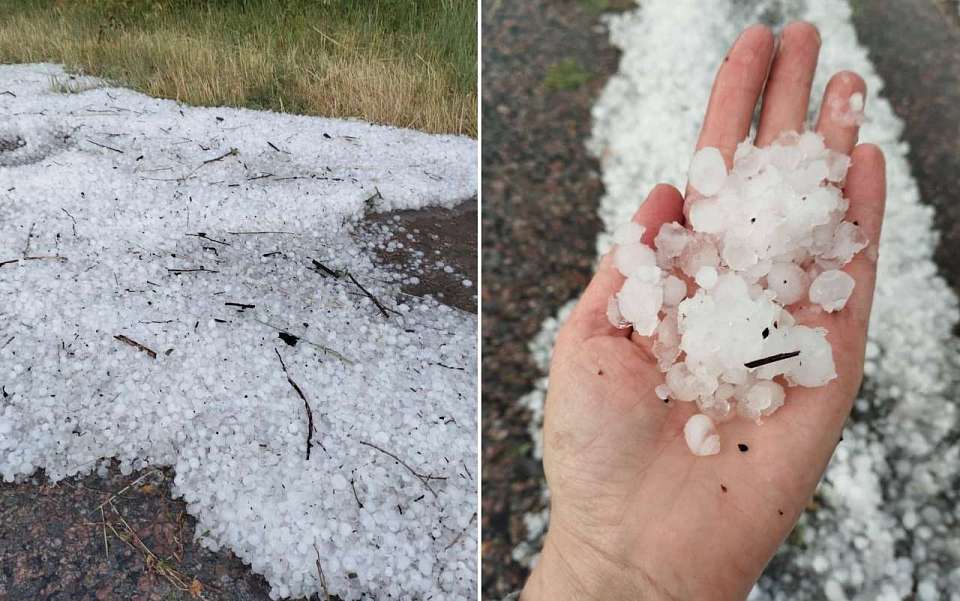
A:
[
  {"left": 683, "top": 414, "right": 721, "bottom": 456},
  {"left": 739, "top": 380, "right": 786, "bottom": 422},
  {"left": 798, "top": 130, "right": 825, "bottom": 157},
  {"left": 688, "top": 196, "right": 726, "bottom": 233},
  {"left": 695, "top": 266, "right": 718, "bottom": 289},
  {"left": 826, "top": 151, "right": 852, "bottom": 182},
  {"left": 688, "top": 147, "right": 727, "bottom": 195},
  {"left": 666, "top": 363, "right": 698, "bottom": 402},
  {"left": 662, "top": 275, "right": 687, "bottom": 307},
  {"left": 785, "top": 326, "right": 837, "bottom": 387},
  {"left": 766, "top": 263, "right": 810, "bottom": 305},
  {"left": 613, "top": 221, "right": 645, "bottom": 245},
  {"left": 654, "top": 222, "right": 690, "bottom": 261},
  {"left": 822, "top": 222, "right": 868, "bottom": 266},
  {"left": 809, "top": 270, "right": 856, "bottom": 312},
  {"left": 679, "top": 236, "right": 720, "bottom": 278},
  {"left": 849, "top": 92, "right": 865, "bottom": 112},
  {"left": 652, "top": 312, "right": 681, "bottom": 371},
  {"left": 654, "top": 385, "right": 670, "bottom": 400},
  {"left": 614, "top": 242, "right": 657, "bottom": 277},
  {"left": 606, "top": 296, "right": 629, "bottom": 329},
  {"left": 617, "top": 276, "right": 663, "bottom": 336}
]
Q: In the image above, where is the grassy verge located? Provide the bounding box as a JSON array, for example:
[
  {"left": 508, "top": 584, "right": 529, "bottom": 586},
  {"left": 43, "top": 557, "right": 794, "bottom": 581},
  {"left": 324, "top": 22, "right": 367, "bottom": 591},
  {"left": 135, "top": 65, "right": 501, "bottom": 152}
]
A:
[{"left": 0, "top": 0, "right": 477, "bottom": 136}]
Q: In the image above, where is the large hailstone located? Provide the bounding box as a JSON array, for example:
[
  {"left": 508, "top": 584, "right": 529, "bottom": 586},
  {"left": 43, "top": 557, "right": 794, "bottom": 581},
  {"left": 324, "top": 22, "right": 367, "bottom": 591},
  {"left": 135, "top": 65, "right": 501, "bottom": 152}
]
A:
[
  {"left": 683, "top": 414, "right": 721, "bottom": 456},
  {"left": 809, "top": 269, "right": 855, "bottom": 312},
  {"left": 688, "top": 147, "right": 727, "bottom": 195}
]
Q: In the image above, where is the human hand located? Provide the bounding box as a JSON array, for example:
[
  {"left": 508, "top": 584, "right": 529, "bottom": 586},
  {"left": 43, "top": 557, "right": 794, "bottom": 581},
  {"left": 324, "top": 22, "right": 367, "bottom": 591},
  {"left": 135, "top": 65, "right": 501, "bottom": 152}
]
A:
[{"left": 522, "top": 22, "right": 886, "bottom": 601}]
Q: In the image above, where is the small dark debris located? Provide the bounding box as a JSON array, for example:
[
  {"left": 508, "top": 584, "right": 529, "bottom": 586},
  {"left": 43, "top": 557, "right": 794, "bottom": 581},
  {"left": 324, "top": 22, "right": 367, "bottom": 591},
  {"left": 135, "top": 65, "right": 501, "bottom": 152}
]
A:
[
  {"left": 720, "top": 484, "right": 728, "bottom": 493},
  {"left": 278, "top": 332, "right": 300, "bottom": 347},
  {"left": 761, "top": 327, "right": 769, "bottom": 339},
  {"left": 778, "top": 509, "right": 784, "bottom": 516},
  {"left": 738, "top": 443, "right": 749, "bottom": 452}
]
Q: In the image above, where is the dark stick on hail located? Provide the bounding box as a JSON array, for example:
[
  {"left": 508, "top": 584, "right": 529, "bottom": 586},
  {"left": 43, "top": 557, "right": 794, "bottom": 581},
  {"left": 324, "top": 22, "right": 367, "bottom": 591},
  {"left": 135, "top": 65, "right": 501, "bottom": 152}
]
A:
[
  {"left": 275, "top": 348, "right": 315, "bottom": 460},
  {"left": 744, "top": 351, "right": 801, "bottom": 369}
]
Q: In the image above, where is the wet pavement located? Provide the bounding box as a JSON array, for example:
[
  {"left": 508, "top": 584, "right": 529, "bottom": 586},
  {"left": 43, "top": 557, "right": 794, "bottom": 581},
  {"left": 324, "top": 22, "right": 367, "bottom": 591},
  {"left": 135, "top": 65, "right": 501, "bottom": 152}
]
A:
[
  {"left": 0, "top": 201, "right": 477, "bottom": 601},
  {"left": 480, "top": 0, "right": 960, "bottom": 598}
]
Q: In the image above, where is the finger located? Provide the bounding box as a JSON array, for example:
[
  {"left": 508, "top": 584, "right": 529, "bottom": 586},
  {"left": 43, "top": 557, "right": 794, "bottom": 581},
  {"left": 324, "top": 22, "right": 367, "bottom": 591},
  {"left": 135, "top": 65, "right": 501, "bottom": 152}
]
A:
[
  {"left": 814, "top": 70, "right": 866, "bottom": 154},
  {"left": 755, "top": 22, "right": 821, "bottom": 146},
  {"left": 560, "top": 184, "right": 684, "bottom": 344},
  {"left": 840, "top": 143, "right": 886, "bottom": 336},
  {"left": 695, "top": 24, "right": 776, "bottom": 166}
]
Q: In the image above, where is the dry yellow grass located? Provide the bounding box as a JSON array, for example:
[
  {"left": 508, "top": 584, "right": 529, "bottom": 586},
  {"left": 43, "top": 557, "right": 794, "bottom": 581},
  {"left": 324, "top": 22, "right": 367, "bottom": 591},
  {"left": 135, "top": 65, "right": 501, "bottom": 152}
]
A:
[{"left": 0, "top": 2, "right": 477, "bottom": 136}]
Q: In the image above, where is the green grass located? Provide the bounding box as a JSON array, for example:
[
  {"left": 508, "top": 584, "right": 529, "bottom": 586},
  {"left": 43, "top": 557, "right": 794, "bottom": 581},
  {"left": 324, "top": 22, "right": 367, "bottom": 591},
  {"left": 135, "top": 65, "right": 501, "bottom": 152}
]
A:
[
  {"left": 577, "top": 0, "right": 609, "bottom": 16},
  {"left": 0, "top": 0, "right": 477, "bottom": 136},
  {"left": 543, "top": 58, "right": 591, "bottom": 91}
]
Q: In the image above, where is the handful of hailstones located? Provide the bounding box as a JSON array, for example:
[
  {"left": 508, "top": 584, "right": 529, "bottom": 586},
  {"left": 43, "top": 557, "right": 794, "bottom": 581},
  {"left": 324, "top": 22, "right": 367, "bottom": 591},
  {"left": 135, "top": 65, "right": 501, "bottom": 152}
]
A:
[{"left": 607, "top": 131, "right": 869, "bottom": 456}]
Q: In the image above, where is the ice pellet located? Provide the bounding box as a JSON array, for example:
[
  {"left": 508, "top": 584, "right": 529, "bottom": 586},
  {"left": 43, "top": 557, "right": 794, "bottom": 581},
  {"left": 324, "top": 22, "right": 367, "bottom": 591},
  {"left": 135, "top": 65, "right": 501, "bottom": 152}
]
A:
[
  {"left": 683, "top": 414, "right": 721, "bottom": 456},
  {"left": 809, "top": 269, "right": 855, "bottom": 312},
  {"left": 688, "top": 147, "right": 727, "bottom": 195}
]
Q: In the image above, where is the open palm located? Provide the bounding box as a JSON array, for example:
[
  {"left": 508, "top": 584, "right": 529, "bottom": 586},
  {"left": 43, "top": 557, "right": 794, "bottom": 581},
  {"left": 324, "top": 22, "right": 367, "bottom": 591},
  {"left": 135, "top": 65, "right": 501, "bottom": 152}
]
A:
[{"left": 524, "top": 23, "right": 886, "bottom": 601}]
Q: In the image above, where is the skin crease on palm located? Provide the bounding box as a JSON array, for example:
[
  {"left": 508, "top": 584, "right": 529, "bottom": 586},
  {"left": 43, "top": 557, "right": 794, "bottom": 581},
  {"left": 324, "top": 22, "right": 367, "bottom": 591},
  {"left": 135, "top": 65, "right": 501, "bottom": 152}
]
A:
[{"left": 521, "top": 22, "right": 887, "bottom": 601}]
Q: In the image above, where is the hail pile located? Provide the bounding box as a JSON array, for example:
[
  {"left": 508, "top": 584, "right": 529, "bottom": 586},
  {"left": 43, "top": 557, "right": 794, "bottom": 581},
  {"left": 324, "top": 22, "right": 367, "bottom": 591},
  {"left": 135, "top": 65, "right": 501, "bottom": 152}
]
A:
[{"left": 607, "top": 131, "right": 868, "bottom": 456}]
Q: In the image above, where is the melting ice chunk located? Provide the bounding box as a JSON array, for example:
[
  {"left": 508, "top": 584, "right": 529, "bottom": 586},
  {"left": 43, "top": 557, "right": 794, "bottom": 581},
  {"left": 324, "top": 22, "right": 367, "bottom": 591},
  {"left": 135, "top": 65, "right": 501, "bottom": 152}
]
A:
[
  {"left": 688, "top": 147, "right": 727, "bottom": 195},
  {"left": 684, "top": 414, "right": 721, "bottom": 456},
  {"left": 809, "top": 269, "right": 855, "bottom": 312},
  {"left": 766, "top": 263, "right": 810, "bottom": 305}
]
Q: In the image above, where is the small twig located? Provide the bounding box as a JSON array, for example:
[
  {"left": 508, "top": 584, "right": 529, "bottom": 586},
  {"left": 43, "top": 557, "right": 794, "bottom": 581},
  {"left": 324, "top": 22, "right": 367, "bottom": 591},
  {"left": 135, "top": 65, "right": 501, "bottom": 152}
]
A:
[
  {"left": 100, "top": 506, "right": 109, "bottom": 556},
  {"left": 23, "top": 222, "right": 35, "bottom": 256},
  {"left": 224, "top": 302, "right": 255, "bottom": 310},
  {"left": 313, "top": 543, "right": 331, "bottom": 601},
  {"left": 275, "top": 348, "right": 315, "bottom": 460},
  {"left": 226, "top": 230, "right": 296, "bottom": 236},
  {"left": 186, "top": 232, "right": 230, "bottom": 246},
  {"left": 347, "top": 272, "right": 389, "bottom": 318},
  {"left": 0, "top": 90, "right": 15, "bottom": 97},
  {"left": 744, "top": 351, "right": 801, "bottom": 369},
  {"left": 91, "top": 469, "right": 159, "bottom": 512},
  {"left": 200, "top": 147, "right": 238, "bottom": 165},
  {"left": 445, "top": 512, "right": 477, "bottom": 550},
  {"left": 255, "top": 319, "right": 353, "bottom": 364},
  {"left": 310, "top": 259, "right": 341, "bottom": 279},
  {"left": 113, "top": 335, "right": 158, "bottom": 359},
  {"left": 350, "top": 473, "right": 364, "bottom": 509},
  {"left": 358, "top": 440, "right": 443, "bottom": 498},
  {"left": 86, "top": 138, "right": 124, "bottom": 153},
  {"left": 167, "top": 266, "right": 219, "bottom": 274},
  {"left": 61, "top": 208, "right": 78, "bottom": 236},
  {"left": 1, "top": 255, "right": 69, "bottom": 268}
]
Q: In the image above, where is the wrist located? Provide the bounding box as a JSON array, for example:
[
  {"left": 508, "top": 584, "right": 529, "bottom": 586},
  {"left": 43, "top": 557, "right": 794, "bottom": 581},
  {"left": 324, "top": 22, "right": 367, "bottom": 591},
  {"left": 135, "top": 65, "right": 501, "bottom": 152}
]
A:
[{"left": 520, "top": 528, "right": 679, "bottom": 601}]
